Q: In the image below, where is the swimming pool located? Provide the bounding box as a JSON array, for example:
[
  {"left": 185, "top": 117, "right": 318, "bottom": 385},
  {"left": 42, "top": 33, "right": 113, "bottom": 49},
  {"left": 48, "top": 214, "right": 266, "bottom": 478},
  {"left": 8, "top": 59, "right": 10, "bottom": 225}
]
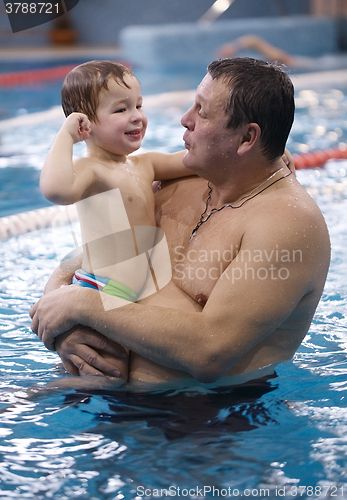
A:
[{"left": 0, "top": 70, "right": 346, "bottom": 499}]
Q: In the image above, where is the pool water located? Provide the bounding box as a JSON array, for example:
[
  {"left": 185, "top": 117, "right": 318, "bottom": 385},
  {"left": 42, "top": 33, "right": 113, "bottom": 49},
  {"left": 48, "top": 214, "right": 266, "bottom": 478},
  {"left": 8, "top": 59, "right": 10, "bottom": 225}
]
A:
[{"left": 0, "top": 79, "right": 347, "bottom": 499}]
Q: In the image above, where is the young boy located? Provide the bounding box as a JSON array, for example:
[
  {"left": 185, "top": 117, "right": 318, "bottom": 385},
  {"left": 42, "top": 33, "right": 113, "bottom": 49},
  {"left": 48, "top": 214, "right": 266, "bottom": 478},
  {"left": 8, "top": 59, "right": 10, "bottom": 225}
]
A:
[{"left": 40, "top": 60, "right": 192, "bottom": 387}]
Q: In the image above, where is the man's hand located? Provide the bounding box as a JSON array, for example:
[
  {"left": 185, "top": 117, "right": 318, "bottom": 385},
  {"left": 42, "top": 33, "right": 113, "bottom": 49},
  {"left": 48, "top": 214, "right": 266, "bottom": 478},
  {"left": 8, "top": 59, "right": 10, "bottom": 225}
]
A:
[
  {"left": 30, "top": 285, "right": 81, "bottom": 350},
  {"left": 55, "top": 326, "right": 128, "bottom": 378}
]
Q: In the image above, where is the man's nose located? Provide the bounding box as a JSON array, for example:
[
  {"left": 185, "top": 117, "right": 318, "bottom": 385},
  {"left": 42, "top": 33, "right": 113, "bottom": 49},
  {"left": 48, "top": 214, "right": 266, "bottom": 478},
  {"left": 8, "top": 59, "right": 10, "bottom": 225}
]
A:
[{"left": 181, "top": 108, "right": 194, "bottom": 130}]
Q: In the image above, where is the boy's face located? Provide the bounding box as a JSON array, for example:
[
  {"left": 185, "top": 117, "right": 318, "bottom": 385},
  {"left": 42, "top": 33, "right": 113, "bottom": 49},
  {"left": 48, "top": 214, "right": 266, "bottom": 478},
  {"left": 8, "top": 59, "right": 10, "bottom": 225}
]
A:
[{"left": 89, "top": 74, "right": 147, "bottom": 159}]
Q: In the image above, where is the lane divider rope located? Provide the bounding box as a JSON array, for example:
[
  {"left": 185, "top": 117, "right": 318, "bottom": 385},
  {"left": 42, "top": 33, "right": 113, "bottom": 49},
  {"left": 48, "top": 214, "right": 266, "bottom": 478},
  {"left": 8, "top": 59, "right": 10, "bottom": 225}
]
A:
[
  {"left": 0, "top": 65, "right": 77, "bottom": 86},
  {"left": 293, "top": 146, "right": 347, "bottom": 169},
  {"left": 0, "top": 205, "right": 77, "bottom": 241},
  {"left": 0, "top": 61, "right": 131, "bottom": 86}
]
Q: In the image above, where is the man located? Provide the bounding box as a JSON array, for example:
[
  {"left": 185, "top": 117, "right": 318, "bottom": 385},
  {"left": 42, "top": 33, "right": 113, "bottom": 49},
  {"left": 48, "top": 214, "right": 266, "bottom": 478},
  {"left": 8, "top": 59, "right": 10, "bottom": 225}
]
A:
[{"left": 30, "top": 58, "right": 330, "bottom": 387}]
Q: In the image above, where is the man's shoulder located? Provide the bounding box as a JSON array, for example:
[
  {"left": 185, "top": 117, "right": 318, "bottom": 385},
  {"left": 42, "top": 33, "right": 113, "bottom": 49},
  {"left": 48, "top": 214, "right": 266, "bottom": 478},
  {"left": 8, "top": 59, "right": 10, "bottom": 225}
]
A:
[
  {"left": 244, "top": 179, "right": 329, "bottom": 248},
  {"left": 254, "top": 177, "right": 323, "bottom": 223},
  {"left": 279, "top": 180, "right": 326, "bottom": 228}
]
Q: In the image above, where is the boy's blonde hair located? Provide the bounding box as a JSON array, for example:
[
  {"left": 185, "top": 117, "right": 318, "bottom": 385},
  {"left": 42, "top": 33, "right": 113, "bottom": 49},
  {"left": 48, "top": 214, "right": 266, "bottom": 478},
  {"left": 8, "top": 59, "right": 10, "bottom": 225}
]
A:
[{"left": 62, "top": 60, "right": 135, "bottom": 122}]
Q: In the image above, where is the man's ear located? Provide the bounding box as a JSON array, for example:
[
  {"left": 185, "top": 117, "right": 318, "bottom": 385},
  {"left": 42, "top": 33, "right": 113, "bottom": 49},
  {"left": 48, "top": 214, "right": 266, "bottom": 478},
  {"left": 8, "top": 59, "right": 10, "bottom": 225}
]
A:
[{"left": 237, "top": 123, "right": 261, "bottom": 156}]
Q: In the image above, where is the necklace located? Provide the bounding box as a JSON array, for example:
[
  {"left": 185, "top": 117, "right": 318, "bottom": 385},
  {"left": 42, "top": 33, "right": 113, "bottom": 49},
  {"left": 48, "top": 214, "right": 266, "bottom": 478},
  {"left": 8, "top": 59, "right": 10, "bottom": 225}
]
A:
[{"left": 189, "top": 167, "right": 292, "bottom": 242}]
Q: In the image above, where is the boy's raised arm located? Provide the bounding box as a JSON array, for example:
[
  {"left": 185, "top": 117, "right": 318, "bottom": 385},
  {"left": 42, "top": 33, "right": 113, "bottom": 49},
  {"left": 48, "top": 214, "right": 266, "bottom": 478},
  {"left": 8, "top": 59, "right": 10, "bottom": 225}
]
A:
[{"left": 40, "top": 113, "right": 95, "bottom": 205}]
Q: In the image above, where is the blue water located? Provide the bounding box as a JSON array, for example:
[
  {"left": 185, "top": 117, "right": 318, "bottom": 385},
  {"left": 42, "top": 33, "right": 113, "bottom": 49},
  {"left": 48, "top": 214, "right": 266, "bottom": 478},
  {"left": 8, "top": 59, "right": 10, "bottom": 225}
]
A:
[{"left": 0, "top": 70, "right": 347, "bottom": 499}]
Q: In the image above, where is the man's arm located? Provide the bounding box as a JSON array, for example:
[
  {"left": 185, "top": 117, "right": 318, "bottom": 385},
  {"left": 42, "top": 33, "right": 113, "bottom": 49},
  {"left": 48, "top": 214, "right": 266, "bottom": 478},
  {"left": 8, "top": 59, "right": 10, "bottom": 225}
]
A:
[
  {"left": 36, "top": 255, "right": 129, "bottom": 379},
  {"left": 31, "top": 200, "right": 329, "bottom": 383}
]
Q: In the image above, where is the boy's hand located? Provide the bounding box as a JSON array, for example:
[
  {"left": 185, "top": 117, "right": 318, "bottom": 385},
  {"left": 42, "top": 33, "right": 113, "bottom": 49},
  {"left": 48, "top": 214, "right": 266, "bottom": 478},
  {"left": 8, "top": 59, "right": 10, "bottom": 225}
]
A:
[
  {"left": 63, "top": 112, "right": 92, "bottom": 144},
  {"left": 282, "top": 148, "right": 296, "bottom": 177}
]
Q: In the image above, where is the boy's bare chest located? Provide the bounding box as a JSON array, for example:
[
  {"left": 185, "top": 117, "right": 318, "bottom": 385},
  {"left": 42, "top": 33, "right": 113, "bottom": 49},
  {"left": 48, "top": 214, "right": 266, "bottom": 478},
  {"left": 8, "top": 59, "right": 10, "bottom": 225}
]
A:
[
  {"left": 86, "top": 164, "right": 155, "bottom": 225},
  {"left": 93, "top": 163, "right": 151, "bottom": 197}
]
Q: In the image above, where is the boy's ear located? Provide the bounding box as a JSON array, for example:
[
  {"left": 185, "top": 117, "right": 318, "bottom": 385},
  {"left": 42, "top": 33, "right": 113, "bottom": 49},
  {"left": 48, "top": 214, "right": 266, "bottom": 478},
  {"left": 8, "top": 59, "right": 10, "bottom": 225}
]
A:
[{"left": 237, "top": 123, "right": 261, "bottom": 156}]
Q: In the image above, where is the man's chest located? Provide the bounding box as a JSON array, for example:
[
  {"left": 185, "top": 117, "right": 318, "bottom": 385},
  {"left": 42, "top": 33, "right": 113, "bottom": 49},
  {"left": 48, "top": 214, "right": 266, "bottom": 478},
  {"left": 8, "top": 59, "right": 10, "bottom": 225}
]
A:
[
  {"left": 169, "top": 210, "right": 245, "bottom": 305},
  {"left": 156, "top": 177, "right": 250, "bottom": 304}
]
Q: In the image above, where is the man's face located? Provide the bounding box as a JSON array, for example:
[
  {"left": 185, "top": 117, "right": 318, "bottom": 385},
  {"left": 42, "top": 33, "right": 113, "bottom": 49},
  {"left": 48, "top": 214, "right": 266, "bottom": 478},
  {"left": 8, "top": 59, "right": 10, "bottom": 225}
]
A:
[{"left": 181, "top": 74, "right": 239, "bottom": 178}]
